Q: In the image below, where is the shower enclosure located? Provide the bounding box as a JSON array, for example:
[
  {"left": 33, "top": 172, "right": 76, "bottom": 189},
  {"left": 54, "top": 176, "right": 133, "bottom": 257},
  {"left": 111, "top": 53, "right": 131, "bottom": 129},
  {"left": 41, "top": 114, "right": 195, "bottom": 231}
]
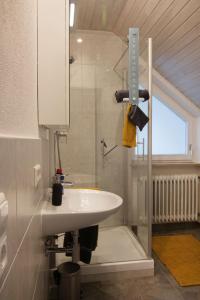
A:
[{"left": 58, "top": 21, "right": 153, "bottom": 278}]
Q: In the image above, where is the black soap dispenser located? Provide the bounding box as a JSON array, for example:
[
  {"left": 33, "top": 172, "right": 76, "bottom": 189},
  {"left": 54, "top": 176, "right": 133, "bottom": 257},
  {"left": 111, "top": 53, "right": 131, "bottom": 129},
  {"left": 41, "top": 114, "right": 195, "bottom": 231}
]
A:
[{"left": 52, "top": 169, "right": 63, "bottom": 206}]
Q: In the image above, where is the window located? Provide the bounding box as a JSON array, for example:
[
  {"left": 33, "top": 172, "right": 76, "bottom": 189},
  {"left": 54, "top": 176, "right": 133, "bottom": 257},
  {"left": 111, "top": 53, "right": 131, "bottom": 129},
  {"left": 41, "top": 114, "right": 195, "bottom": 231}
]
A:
[{"left": 137, "top": 96, "right": 188, "bottom": 157}]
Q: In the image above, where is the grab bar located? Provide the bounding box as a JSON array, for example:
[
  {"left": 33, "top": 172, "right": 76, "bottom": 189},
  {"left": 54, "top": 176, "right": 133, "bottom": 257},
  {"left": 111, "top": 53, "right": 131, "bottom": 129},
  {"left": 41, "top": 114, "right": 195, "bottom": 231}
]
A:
[
  {"left": 101, "top": 139, "right": 118, "bottom": 157},
  {"left": 137, "top": 138, "right": 145, "bottom": 160}
]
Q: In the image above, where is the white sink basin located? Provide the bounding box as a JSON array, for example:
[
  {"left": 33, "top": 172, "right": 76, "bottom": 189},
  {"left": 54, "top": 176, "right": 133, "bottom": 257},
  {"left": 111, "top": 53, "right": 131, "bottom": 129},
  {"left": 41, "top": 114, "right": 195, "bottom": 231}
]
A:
[{"left": 42, "top": 189, "right": 123, "bottom": 236}]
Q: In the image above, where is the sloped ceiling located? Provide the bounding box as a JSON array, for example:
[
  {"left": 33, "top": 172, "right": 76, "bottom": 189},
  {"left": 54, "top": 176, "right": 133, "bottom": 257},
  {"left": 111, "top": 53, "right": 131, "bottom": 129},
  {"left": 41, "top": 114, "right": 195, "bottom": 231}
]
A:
[{"left": 74, "top": 0, "right": 200, "bottom": 108}]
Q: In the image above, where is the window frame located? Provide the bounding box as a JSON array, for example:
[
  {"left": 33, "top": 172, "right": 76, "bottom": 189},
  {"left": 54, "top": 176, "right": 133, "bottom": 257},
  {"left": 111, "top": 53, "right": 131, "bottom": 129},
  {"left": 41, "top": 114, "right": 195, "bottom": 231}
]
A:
[{"left": 135, "top": 95, "right": 193, "bottom": 162}]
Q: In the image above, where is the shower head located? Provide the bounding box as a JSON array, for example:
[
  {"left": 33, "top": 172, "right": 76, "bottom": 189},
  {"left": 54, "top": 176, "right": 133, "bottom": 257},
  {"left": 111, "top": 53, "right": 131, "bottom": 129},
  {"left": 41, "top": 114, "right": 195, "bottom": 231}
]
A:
[{"left": 69, "top": 56, "right": 75, "bottom": 64}]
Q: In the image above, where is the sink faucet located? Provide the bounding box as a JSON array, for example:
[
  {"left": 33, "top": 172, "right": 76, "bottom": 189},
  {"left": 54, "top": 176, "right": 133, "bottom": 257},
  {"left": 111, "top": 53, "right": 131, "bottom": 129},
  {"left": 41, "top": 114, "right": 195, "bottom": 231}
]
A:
[{"left": 53, "top": 170, "right": 73, "bottom": 188}]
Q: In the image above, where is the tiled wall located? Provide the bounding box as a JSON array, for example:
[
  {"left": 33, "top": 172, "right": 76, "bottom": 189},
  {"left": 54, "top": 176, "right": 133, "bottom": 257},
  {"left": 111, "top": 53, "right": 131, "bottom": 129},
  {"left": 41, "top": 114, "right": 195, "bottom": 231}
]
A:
[
  {"left": 0, "top": 133, "right": 49, "bottom": 300},
  {"left": 60, "top": 30, "right": 98, "bottom": 186},
  {"left": 94, "top": 32, "right": 127, "bottom": 226},
  {"left": 60, "top": 30, "right": 128, "bottom": 226}
]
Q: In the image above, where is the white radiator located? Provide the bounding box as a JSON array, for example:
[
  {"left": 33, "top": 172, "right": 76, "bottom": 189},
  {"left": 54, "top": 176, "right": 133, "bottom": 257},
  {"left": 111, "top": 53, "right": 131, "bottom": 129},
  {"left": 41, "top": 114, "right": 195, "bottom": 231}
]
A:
[{"left": 153, "top": 174, "right": 199, "bottom": 224}]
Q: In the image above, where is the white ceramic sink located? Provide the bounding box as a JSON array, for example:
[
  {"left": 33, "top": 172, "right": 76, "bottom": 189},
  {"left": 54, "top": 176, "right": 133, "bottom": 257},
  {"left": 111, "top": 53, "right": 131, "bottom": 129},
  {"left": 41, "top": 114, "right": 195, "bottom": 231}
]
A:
[{"left": 42, "top": 189, "right": 123, "bottom": 236}]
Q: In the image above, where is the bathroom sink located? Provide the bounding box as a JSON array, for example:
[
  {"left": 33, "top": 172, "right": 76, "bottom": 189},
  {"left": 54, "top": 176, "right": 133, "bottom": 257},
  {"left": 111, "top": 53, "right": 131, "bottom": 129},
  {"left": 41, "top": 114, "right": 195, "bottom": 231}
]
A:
[{"left": 42, "top": 189, "right": 123, "bottom": 236}]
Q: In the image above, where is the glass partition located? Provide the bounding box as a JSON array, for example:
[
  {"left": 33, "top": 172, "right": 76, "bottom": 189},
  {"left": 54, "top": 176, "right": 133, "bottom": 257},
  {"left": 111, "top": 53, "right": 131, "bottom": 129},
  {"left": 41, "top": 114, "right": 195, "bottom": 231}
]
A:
[{"left": 67, "top": 23, "right": 152, "bottom": 263}]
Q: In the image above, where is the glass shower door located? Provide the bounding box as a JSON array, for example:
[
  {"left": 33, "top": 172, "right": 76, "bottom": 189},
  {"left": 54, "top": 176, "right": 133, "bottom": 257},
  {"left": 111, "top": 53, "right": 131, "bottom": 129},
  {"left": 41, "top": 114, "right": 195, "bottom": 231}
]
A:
[
  {"left": 132, "top": 40, "right": 152, "bottom": 257},
  {"left": 136, "top": 103, "right": 151, "bottom": 256}
]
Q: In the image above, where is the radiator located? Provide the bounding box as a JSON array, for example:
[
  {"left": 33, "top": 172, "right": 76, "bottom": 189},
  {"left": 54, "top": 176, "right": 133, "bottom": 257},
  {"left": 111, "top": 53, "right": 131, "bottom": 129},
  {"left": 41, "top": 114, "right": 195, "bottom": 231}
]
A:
[{"left": 153, "top": 174, "right": 199, "bottom": 224}]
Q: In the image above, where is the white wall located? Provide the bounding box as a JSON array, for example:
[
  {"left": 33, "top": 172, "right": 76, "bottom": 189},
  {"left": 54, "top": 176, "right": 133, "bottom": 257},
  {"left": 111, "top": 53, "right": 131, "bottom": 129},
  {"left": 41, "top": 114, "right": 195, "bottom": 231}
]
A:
[
  {"left": 0, "top": 1, "right": 49, "bottom": 299},
  {"left": 0, "top": 0, "right": 38, "bottom": 138}
]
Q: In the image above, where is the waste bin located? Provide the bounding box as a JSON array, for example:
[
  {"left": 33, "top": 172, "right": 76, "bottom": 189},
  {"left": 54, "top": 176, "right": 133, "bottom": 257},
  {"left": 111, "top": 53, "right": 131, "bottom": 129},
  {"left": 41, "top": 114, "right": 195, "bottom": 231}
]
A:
[{"left": 58, "top": 262, "right": 80, "bottom": 300}]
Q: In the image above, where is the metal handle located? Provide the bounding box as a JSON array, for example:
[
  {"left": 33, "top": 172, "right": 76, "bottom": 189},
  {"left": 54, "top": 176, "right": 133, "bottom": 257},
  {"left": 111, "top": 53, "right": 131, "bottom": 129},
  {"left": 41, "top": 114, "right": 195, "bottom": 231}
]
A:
[
  {"left": 101, "top": 139, "right": 118, "bottom": 157},
  {"left": 137, "top": 138, "right": 145, "bottom": 160}
]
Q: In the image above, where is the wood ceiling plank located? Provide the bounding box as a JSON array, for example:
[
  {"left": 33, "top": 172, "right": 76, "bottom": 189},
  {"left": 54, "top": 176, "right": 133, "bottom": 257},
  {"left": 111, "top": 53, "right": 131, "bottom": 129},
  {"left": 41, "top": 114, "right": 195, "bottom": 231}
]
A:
[
  {"left": 115, "top": 0, "right": 147, "bottom": 37},
  {"left": 181, "top": 78, "right": 200, "bottom": 91},
  {"left": 169, "top": 75, "right": 200, "bottom": 92},
  {"left": 153, "top": 0, "right": 200, "bottom": 62},
  {"left": 140, "top": 0, "right": 189, "bottom": 53},
  {"left": 113, "top": 0, "right": 137, "bottom": 36},
  {"left": 154, "top": 23, "right": 200, "bottom": 70},
  {"left": 121, "top": 0, "right": 161, "bottom": 34},
  {"left": 155, "top": 13, "right": 200, "bottom": 67},
  {"left": 173, "top": 74, "right": 200, "bottom": 88},
  {"left": 157, "top": 35, "right": 200, "bottom": 76},
  {"left": 166, "top": 58, "right": 200, "bottom": 83},
  {"left": 181, "top": 87, "right": 200, "bottom": 101},
  {"left": 89, "top": 0, "right": 116, "bottom": 30},
  {"left": 76, "top": 0, "right": 97, "bottom": 29},
  {"left": 107, "top": 0, "right": 128, "bottom": 31},
  {"left": 139, "top": 0, "right": 174, "bottom": 44},
  {"left": 129, "top": 0, "right": 160, "bottom": 39},
  {"left": 178, "top": 76, "right": 200, "bottom": 92},
  {"left": 166, "top": 69, "right": 200, "bottom": 86}
]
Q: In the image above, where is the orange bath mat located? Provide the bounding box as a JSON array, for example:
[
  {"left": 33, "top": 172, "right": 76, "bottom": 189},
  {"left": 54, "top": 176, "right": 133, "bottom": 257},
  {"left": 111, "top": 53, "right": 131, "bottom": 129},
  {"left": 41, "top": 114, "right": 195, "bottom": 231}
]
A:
[{"left": 153, "top": 234, "right": 200, "bottom": 286}]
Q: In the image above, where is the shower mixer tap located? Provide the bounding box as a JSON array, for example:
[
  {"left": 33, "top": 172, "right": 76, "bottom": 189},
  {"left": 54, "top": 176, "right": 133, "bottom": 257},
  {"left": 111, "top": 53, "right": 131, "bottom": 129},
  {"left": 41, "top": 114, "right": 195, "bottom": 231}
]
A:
[{"left": 101, "top": 139, "right": 107, "bottom": 148}]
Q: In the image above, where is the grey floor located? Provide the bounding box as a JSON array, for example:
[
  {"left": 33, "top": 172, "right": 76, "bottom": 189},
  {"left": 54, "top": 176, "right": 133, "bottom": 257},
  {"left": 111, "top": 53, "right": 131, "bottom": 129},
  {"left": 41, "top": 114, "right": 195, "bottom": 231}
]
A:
[{"left": 81, "top": 226, "right": 200, "bottom": 300}]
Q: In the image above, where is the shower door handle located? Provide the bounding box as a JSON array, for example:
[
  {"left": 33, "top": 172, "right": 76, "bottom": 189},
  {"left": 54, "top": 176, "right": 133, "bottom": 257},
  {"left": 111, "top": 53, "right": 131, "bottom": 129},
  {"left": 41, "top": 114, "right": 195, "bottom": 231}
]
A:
[{"left": 137, "top": 138, "right": 145, "bottom": 160}]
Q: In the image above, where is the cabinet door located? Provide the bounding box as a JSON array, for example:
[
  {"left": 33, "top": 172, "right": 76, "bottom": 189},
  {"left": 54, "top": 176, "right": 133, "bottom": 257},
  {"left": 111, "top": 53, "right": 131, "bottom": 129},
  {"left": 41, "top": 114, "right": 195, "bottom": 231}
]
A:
[{"left": 38, "top": 0, "right": 69, "bottom": 126}]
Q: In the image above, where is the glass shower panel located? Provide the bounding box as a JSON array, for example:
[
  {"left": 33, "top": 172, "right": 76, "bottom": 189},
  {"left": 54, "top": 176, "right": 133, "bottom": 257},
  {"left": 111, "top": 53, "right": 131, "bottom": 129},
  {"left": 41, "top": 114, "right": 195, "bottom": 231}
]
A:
[
  {"left": 93, "top": 31, "right": 151, "bottom": 263},
  {"left": 133, "top": 47, "right": 152, "bottom": 256},
  {"left": 95, "top": 32, "right": 127, "bottom": 228},
  {"left": 68, "top": 26, "right": 151, "bottom": 265}
]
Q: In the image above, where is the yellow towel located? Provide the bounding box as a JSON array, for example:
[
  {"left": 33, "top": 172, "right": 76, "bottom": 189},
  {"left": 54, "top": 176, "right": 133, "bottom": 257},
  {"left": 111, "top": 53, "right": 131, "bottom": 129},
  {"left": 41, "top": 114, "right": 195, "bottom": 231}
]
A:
[{"left": 122, "top": 104, "right": 136, "bottom": 148}]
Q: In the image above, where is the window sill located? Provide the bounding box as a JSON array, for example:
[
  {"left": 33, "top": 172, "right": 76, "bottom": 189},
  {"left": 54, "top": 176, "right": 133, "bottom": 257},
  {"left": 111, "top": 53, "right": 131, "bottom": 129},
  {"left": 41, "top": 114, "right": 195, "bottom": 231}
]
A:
[
  {"left": 152, "top": 160, "right": 200, "bottom": 167},
  {"left": 132, "top": 157, "right": 200, "bottom": 167}
]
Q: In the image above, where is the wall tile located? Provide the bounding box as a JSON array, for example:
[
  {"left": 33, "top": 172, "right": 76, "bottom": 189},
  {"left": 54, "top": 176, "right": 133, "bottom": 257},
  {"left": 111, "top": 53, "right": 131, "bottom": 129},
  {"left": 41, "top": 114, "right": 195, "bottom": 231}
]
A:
[
  {"left": 70, "top": 34, "right": 83, "bottom": 65},
  {"left": 0, "top": 257, "right": 19, "bottom": 300},
  {"left": 41, "top": 134, "right": 50, "bottom": 192},
  {"left": 0, "top": 137, "right": 49, "bottom": 300},
  {"left": 82, "top": 65, "right": 95, "bottom": 89},
  {"left": 16, "top": 139, "right": 42, "bottom": 241},
  {"left": 70, "top": 64, "right": 82, "bottom": 88},
  {"left": 0, "top": 138, "right": 17, "bottom": 286},
  {"left": 64, "top": 30, "right": 127, "bottom": 228},
  {"left": 0, "top": 206, "right": 47, "bottom": 300},
  {"left": 32, "top": 257, "right": 48, "bottom": 300}
]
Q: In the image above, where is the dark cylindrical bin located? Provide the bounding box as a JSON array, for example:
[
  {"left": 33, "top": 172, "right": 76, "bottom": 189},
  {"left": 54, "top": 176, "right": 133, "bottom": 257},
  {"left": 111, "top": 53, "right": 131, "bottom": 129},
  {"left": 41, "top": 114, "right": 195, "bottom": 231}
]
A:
[{"left": 58, "top": 262, "right": 80, "bottom": 300}]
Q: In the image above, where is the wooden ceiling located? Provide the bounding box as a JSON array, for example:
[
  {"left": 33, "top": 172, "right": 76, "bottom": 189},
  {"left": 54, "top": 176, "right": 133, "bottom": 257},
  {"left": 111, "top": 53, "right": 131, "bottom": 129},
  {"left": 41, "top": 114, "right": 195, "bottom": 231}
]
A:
[{"left": 75, "top": 0, "right": 200, "bottom": 108}]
